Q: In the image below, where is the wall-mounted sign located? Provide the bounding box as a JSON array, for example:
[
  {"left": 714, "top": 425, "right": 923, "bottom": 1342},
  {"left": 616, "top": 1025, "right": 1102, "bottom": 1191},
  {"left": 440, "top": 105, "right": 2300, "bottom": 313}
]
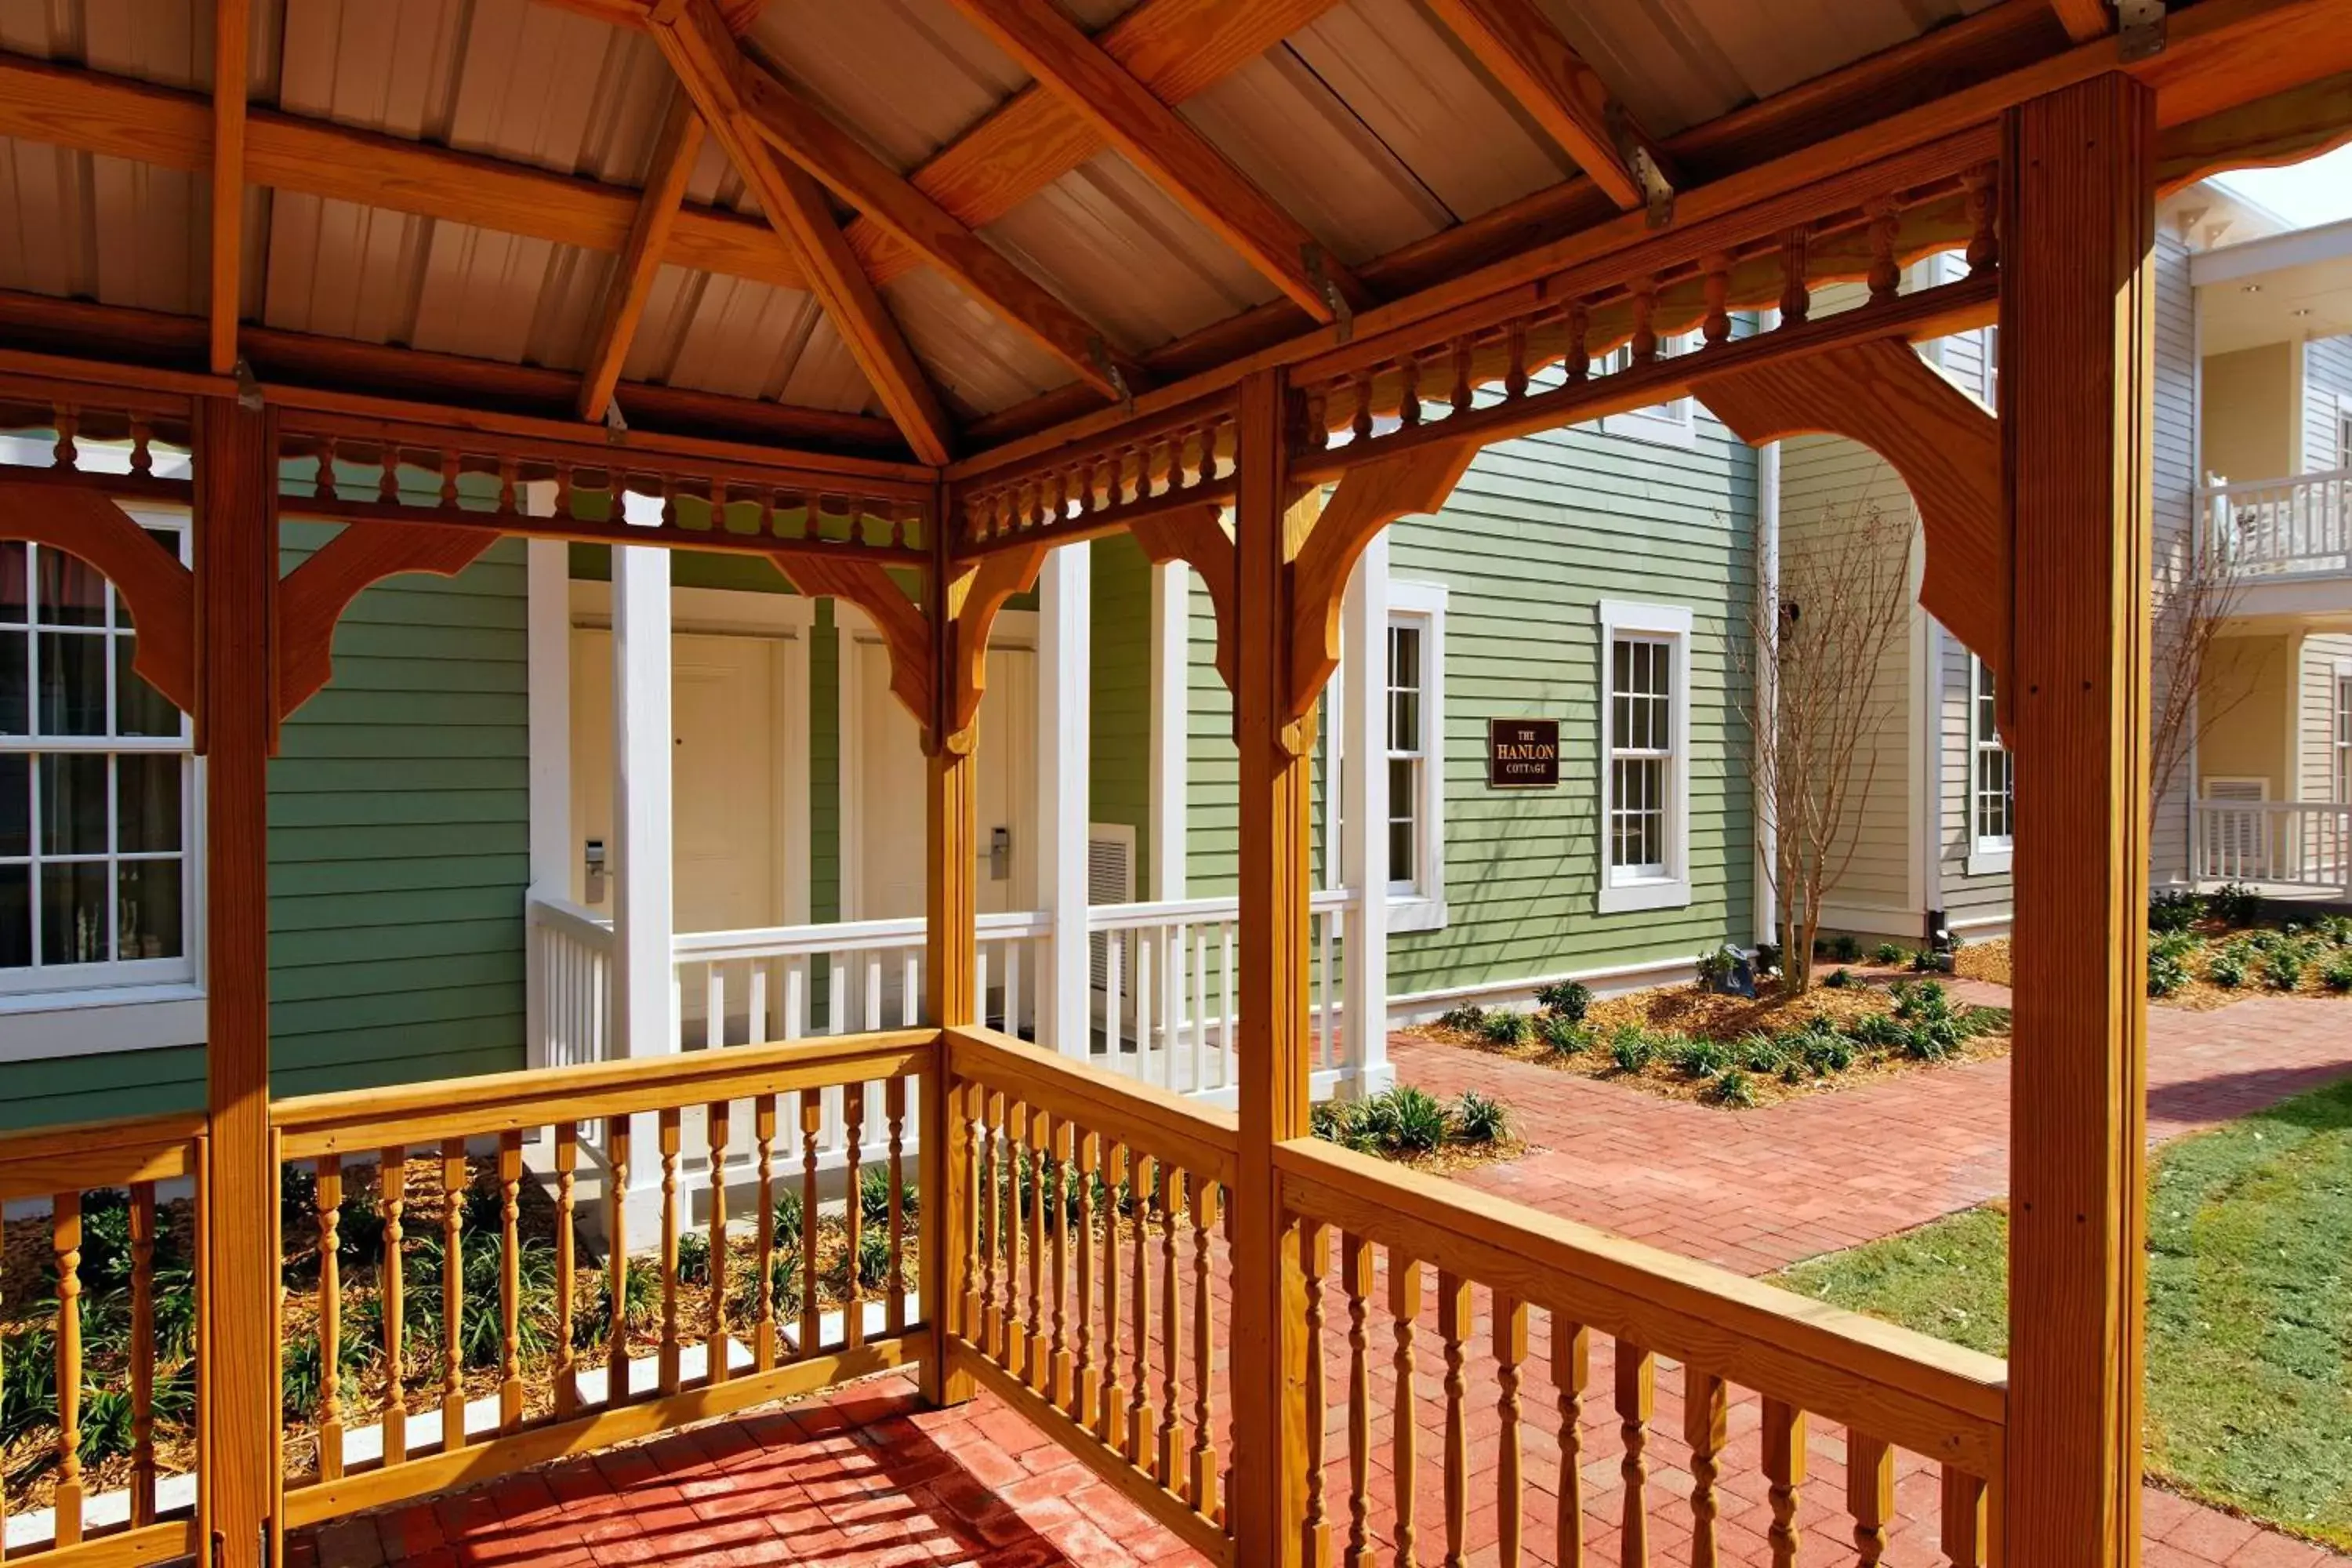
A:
[{"left": 1486, "top": 717, "right": 1559, "bottom": 789}]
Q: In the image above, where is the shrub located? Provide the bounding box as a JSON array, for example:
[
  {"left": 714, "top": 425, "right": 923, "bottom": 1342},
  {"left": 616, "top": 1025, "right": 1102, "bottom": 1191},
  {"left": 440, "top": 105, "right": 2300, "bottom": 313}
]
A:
[
  {"left": 1847, "top": 1013, "right": 1905, "bottom": 1052},
  {"left": 1753, "top": 942, "right": 1783, "bottom": 977},
  {"left": 1534, "top": 980, "right": 1592, "bottom": 1022},
  {"left": 1903, "top": 1018, "right": 1965, "bottom": 1062},
  {"left": 1890, "top": 978, "right": 1948, "bottom": 1021},
  {"left": 1736, "top": 1032, "right": 1786, "bottom": 1074},
  {"left": 2262, "top": 944, "right": 2310, "bottom": 992},
  {"left": 772, "top": 1189, "right": 804, "bottom": 1251},
  {"left": 1664, "top": 1034, "right": 1729, "bottom": 1079},
  {"left": 1802, "top": 1030, "right": 1857, "bottom": 1075},
  {"left": 1436, "top": 1004, "right": 1488, "bottom": 1033},
  {"left": 2209, "top": 882, "right": 2262, "bottom": 928},
  {"left": 1830, "top": 934, "right": 1863, "bottom": 964},
  {"left": 2206, "top": 944, "right": 2249, "bottom": 989},
  {"left": 2320, "top": 914, "right": 2352, "bottom": 948},
  {"left": 1711, "top": 1069, "right": 1759, "bottom": 1109},
  {"left": 1450, "top": 1091, "right": 1512, "bottom": 1145},
  {"left": 826, "top": 1230, "right": 894, "bottom": 1293},
  {"left": 1608, "top": 1025, "right": 1656, "bottom": 1074},
  {"left": 2148, "top": 889, "right": 2205, "bottom": 934},
  {"left": 1384, "top": 1087, "right": 1450, "bottom": 1153},
  {"left": 1908, "top": 946, "right": 1947, "bottom": 974},
  {"left": 1482, "top": 1010, "right": 1535, "bottom": 1047},
  {"left": 1823, "top": 967, "right": 1852, "bottom": 989},
  {"left": 1537, "top": 1014, "right": 1590, "bottom": 1055},
  {"left": 1695, "top": 945, "right": 1743, "bottom": 990},
  {"left": 2323, "top": 952, "right": 2352, "bottom": 993},
  {"left": 2147, "top": 940, "right": 2193, "bottom": 998},
  {"left": 1870, "top": 942, "right": 1905, "bottom": 964},
  {"left": 860, "top": 1167, "right": 918, "bottom": 1227},
  {"left": 676, "top": 1231, "right": 711, "bottom": 1285}
]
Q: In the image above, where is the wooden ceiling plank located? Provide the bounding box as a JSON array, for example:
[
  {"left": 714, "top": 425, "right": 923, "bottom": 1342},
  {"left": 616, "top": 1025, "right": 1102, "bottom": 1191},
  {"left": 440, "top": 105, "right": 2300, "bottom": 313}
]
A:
[
  {"left": 579, "top": 93, "right": 706, "bottom": 422},
  {"left": 1420, "top": 0, "right": 1668, "bottom": 213},
  {"left": 939, "top": 0, "right": 1370, "bottom": 321},
  {"left": 210, "top": 0, "right": 252, "bottom": 374},
  {"left": 2049, "top": 0, "right": 2115, "bottom": 42},
  {"left": 648, "top": 0, "right": 958, "bottom": 463}
]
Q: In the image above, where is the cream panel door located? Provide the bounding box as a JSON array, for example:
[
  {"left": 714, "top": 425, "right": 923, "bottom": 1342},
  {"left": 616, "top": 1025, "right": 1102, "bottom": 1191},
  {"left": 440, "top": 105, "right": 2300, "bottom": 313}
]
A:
[
  {"left": 854, "top": 638, "right": 1036, "bottom": 918},
  {"left": 571, "top": 628, "right": 789, "bottom": 933}
]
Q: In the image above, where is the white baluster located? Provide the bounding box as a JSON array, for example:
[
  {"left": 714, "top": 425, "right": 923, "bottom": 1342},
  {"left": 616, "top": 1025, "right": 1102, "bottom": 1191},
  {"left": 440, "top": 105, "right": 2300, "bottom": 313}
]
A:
[
  {"left": 1319, "top": 909, "right": 1337, "bottom": 1070},
  {"left": 828, "top": 950, "right": 848, "bottom": 1036},
  {"left": 1191, "top": 927, "right": 1209, "bottom": 1095},
  {"left": 1005, "top": 942, "right": 1023, "bottom": 1040},
  {"left": 1221, "top": 921, "right": 1236, "bottom": 1091},
  {"left": 786, "top": 956, "right": 807, "bottom": 1041},
  {"left": 866, "top": 953, "right": 884, "bottom": 1033},
  {"left": 977, "top": 946, "right": 992, "bottom": 1032},
  {"left": 749, "top": 962, "right": 769, "bottom": 1046},
  {"left": 706, "top": 964, "right": 726, "bottom": 1050},
  {"left": 1135, "top": 936, "right": 1153, "bottom": 1083},
  {"left": 902, "top": 950, "right": 919, "bottom": 1028},
  {"left": 1105, "top": 935, "right": 1125, "bottom": 1071}
]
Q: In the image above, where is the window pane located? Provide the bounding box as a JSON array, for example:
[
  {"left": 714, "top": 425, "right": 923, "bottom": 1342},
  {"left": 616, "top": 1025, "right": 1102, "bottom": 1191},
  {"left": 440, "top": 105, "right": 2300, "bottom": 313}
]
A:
[
  {"left": 0, "top": 540, "right": 24, "bottom": 623},
  {"left": 39, "top": 753, "right": 108, "bottom": 855},
  {"left": 118, "top": 858, "right": 183, "bottom": 960},
  {"left": 1388, "top": 757, "right": 1417, "bottom": 885},
  {"left": 0, "top": 753, "right": 24, "bottom": 856},
  {"left": 35, "top": 548, "right": 107, "bottom": 627},
  {"left": 118, "top": 753, "right": 182, "bottom": 852},
  {"left": 41, "top": 860, "right": 109, "bottom": 964},
  {"left": 1390, "top": 690, "right": 1419, "bottom": 753},
  {"left": 116, "top": 634, "right": 180, "bottom": 736},
  {"left": 0, "top": 629, "right": 23, "bottom": 735},
  {"left": 1391, "top": 626, "right": 1420, "bottom": 691},
  {"left": 0, "top": 864, "right": 26, "bottom": 967},
  {"left": 37, "top": 630, "right": 108, "bottom": 735}
]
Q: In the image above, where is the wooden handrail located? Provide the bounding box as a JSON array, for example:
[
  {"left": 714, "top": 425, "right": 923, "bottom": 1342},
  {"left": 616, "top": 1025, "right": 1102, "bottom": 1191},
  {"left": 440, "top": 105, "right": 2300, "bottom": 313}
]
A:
[
  {"left": 274, "top": 1027, "right": 937, "bottom": 1157},
  {"left": 1275, "top": 1135, "right": 2008, "bottom": 1476},
  {"left": 946, "top": 1025, "right": 1240, "bottom": 1185},
  {"left": 0, "top": 1110, "right": 204, "bottom": 1203}
]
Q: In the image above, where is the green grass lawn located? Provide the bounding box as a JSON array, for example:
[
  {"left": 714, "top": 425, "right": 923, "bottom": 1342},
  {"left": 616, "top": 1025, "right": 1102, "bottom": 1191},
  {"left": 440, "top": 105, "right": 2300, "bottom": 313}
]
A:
[{"left": 1772, "top": 1076, "right": 2352, "bottom": 1547}]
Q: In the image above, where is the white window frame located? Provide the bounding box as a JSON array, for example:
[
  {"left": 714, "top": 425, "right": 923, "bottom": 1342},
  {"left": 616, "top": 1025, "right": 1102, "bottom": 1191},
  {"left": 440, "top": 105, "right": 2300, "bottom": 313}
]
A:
[
  {"left": 1385, "top": 580, "right": 1447, "bottom": 934},
  {"left": 1967, "top": 653, "right": 2014, "bottom": 875},
  {"left": 2333, "top": 664, "right": 2351, "bottom": 804},
  {"left": 1595, "top": 332, "right": 1700, "bottom": 448},
  {"left": 1596, "top": 600, "right": 1692, "bottom": 913},
  {"left": 2, "top": 506, "right": 209, "bottom": 1061}
]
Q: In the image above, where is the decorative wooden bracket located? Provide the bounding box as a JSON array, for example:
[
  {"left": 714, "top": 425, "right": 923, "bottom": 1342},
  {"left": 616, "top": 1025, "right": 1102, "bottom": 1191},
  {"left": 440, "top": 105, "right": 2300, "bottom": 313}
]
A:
[
  {"left": 938, "top": 542, "right": 1050, "bottom": 755},
  {"left": 0, "top": 483, "right": 197, "bottom": 715},
  {"left": 1690, "top": 336, "right": 2005, "bottom": 699},
  {"left": 1128, "top": 504, "right": 1236, "bottom": 698},
  {"left": 277, "top": 523, "right": 496, "bottom": 724},
  {"left": 1285, "top": 439, "right": 1480, "bottom": 730},
  {"left": 775, "top": 554, "right": 935, "bottom": 731}
]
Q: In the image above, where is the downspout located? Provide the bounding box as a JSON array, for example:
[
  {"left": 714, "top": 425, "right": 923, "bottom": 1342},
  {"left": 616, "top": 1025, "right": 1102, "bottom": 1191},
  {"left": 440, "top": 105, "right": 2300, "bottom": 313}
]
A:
[{"left": 1755, "top": 436, "right": 1780, "bottom": 949}]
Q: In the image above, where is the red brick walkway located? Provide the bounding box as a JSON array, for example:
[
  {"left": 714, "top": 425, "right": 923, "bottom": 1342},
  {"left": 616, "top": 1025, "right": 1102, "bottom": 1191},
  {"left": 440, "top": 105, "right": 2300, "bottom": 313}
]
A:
[{"left": 297, "top": 985, "right": 2352, "bottom": 1568}]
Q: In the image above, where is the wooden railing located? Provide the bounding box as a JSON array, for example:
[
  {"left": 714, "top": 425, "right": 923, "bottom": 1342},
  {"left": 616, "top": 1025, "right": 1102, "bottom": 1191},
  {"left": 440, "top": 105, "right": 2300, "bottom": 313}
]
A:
[
  {"left": 264, "top": 1029, "right": 937, "bottom": 1530},
  {"left": 1276, "top": 1137, "right": 2007, "bottom": 1566},
  {"left": 0, "top": 1113, "right": 208, "bottom": 1566},
  {"left": 942, "top": 1025, "right": 1241, "bottom": 1563}
]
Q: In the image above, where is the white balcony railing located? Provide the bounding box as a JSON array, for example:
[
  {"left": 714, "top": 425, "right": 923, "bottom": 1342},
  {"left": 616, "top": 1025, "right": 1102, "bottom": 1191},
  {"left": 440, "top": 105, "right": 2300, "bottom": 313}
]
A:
[
  {"left": 2194, "top": 798, "right": 2352, "bottom": 891},
  {"left": 2203, "top": 467, "right": 2352, "bottom": 580}
]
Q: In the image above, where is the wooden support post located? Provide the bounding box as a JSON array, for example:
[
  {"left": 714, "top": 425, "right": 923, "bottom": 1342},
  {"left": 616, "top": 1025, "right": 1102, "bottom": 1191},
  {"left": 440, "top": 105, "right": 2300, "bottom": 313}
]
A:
[
  {"left": 196, "top": 397, "right": 281, "bottom": 1568},
  {"left": 1230, "top": 367, "right": 1312, "bottom": 1566},
  {"left": 2002, "top": 72, "right": 2155, "bottom": 1568},
  {"left": 923, "top": 500, "right": 978, "bottom": 1408}
]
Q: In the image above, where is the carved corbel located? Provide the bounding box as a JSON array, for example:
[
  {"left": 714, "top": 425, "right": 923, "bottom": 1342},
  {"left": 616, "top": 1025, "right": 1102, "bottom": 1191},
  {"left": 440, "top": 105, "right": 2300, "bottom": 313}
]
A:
[
  {"left": 938, "top": 543, "right": 1050, "bottom": 755},
  {"left": 1128, "top": 504, "right": 1237, "bottom": 697},
  {"left": 1690, "top": 336, "right": 2006, "bottom": 713},
  {"left": 776, "top": 554, "right": 935, "bottom": 729},
  {"left": 277, "top": 523, "right": 496, "bottom": 722},
  {"left": 0, "top": 484, "right": 197, "bottom": 714}
]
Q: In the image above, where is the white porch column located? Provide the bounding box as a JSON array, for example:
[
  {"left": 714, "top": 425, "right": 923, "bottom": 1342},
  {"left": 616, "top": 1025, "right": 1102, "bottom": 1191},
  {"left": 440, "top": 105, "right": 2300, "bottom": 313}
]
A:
[
  {"left": 1148, "top": 562, "right": 1189, "bottom": 900},
  {"left": 612, "top": 541, "right": 675, "bottom": 1062},
  {"left": 1036, "top": 541, "right": 1091, "bottom": 1053},
  {"left": 1340, "top": 532, "right": 1392, "bottom": 1094},
  {"left": 524, "top": 537, "right": 573, "bottom": 1070}
]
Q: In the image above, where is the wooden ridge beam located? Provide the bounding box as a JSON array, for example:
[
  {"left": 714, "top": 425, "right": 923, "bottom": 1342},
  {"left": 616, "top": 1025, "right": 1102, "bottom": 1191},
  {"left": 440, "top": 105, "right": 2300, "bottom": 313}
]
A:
[
  {"left": 1420, "top": 0, "right": 1674, "bottom": 216},
  {"left": 648, "top": 0, "right": 956, "bottom": 464},
  {"left": 2049, "top": 0, "right": 2114, "bottom": 43},
  {"left": 209, "top": 0, "right": 251, "bottom": 374},
  {"left": 939, "top": 0, "right": 1370, "bottom": 323},
  {"left": 579, "top": 93, "right": 706, "bottom": 423}
]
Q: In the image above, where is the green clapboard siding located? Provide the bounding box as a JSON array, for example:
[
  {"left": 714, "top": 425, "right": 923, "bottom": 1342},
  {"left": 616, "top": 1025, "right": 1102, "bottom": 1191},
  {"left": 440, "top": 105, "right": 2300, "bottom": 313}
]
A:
[
  {"left": 1091, "top": 535, "right": 1152, "bottom": 875},
  {"left": 0, "top": 525, "right": 532, "bottom": 1131}
]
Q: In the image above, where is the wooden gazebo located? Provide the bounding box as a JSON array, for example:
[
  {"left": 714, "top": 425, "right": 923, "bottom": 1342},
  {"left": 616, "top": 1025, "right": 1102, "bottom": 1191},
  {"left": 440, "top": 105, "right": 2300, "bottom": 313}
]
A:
[{"left": 3, "top": 0, "right": 2350, "bottom": 1563}]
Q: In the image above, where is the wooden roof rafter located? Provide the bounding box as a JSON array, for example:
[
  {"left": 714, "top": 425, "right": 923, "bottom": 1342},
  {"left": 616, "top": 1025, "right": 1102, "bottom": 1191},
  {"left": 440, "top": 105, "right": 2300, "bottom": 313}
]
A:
[
  {"left": 578, "top": 90, "right": 707, "bottom": 425},
  {"left": 209, "top": 0, "right": 250, "bottom": 376}
]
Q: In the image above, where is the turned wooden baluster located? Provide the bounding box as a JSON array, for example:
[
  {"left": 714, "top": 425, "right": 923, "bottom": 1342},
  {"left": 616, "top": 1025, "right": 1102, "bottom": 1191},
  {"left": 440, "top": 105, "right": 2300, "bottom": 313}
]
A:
[
  {"left": 1073, "top": 1126, "right": 1098, "bottom": 1419},
  {"left": 48, "top": 402, "right": 78, "bottom": 470},
  {"left": 754, "top": 1096, "right": 778, "bottom": 1370},
  {"left": 1617, "top": 1341, "right": 1655, "bottom": 1565},
  {"left": 1867, "top": 196, "right": 1904, "bottom": 306},
  {"left": 1399, "top": 351, "right": 1423, "bottom": 427},
  {"left": 495, "top": 1132, "right": 524, "bottom": 1428},
  {"left": 1341, "top": 1232, "right": 1375, "bottom": 1568},
  {"left": 314, "top": 437, "right": 338, "bottom": 500},
  {"left": 1351, "top": 372, "right": 1375, "bottom": 444},
  {"left": 1437, "top": 1271, "right": 1473, "bottom": 1568},
  {"left": 605, "top": 1116, "right": 634, "bottom": 1403},
  {"left": 1849, "top": 1431, "right": 1894, "bottom": 1566},
  {"left": 54, "top": 1192, "right": 83, "bottom": 1545},
  {"left": 441, "top": 1139, "right": 467, "bottom": 1450},
  {"left": 1505, "top": 318, "right": 1530, "bottom": 400},
  {"left": 1301, "top": 1221, "right": 1330, "bottom": 1566},
  {"left": 1940, "top": 1467, "right": 1988, "bottom": 1568},
  {"left": 129, "top": 1181, "right": 158, "bottom": 1524},
  {"left": 1098, "top": 1139, "right": 1127, "bottom": 1443},
  {"left": 1026, "top": 1105, "right": 1050, "bottom": 1385},
  {"left": 1187, "top": 1174, "right": 1218, "bottom": 1519},
  {"left": 960, "top": 1084, "right": 985, "bottom": 1348},
  {"left": 1305, "top": 383, "right": 1330, "bottom": 451},
  {"left": 1777, "top": 227, "right": 1812, "bottom": 325},
  {"left": 886, "top": 1077, "right": 908, "bottom": 1336},
  {"left": 980, "top": 1090, "right": 1003, "bottom": 1358},
  {"left": 658, "top": 1108, "right": 684, "bottom": 1392},
  {"left": 1450, "top": 335, "right": 1474, "bottom": 418},
  {"left": 377, "top": 442, "right": 401, "bottom": 503},
  {"left": 554, "top": 1123, "right": 580, "bottom": 1414},
  {"left": 1157, "top": 1164, "right": 1183, "bottom": 1489},
  {"left": 129, "top": 416, "right": 154, "bottom": 477},
  {"left": 1390, "top": 1251, "right": 1423, "bottom": 1568},
  {"left": 1049, "top": 1118, "right": 1072, "bottom": 1404},
  {"left": 1963, "top": 165, "right": 1999, "bottom": 276},
  {"left": 383, "top": 1147, "right": 411, "bottom": 1455},
  {"left": 1494, "top": 1293, "right": 1527, "bottom": 1568},
  {"left": 1129, "top": 1152, "right": 1156, "bottom": 1465},
  {"left": 707, "top": 1100, "right": 732, "bottom": 1381},
  {"left": 799, "top": 1093, "right": 823, "bottom": 1356},
  {"left": 1630, "top": 279, "right": 1660, "bottom": 366},
  {"left": 1702, "top": 254, "right": 1733, "bottom": 349},
  {"left": 1762, "top": 1398, "right": 1807, "bottom": 1568},
  {"left": 503, "top": 456, "right": 528, "bottom": 515},
  {"left": 439, "top": 451, "right": 460, "bottom": 508},
  {"left": 843, "top": 1084, "right": 866, "bottom": 1351},
  {"left": 1685, "top": 1366, "right": 1727, "bottom": 1567},
  {"left": 1555, "top": 1318, "right": 1589, "bottom": 1568},
  {"left": 1566, "top": 303, "right": 1591, "bottom": 382},
  {"left": 318, "top": 1156, "right": 347, "bottom": 1479}
]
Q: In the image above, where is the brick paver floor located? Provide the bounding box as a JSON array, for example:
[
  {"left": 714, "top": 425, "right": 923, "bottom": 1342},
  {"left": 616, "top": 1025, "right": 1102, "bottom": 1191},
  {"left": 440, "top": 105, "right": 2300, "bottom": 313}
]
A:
[{"left": 297, "top": 984, "right": 2352, "bottom": 1568}]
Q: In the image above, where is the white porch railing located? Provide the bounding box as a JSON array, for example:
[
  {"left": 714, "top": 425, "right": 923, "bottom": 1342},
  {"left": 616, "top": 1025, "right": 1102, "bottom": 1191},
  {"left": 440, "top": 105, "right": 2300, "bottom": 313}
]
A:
[
  {"left": 2194, "top": 798, "right": 2352, "bottom": 891},
  {"left": 524, "top": 895, "right": 615, "bottom": 1070},
  {"left": 2203, "top": 467, "right": 2352, "bottom": 579}
]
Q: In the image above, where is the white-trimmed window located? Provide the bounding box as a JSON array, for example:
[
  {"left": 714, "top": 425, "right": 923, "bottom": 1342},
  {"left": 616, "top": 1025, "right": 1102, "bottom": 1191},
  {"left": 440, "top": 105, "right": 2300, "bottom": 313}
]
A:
[
  {"left": 1969, "top": 655, "right": 2014, "bottom": 873},
  {"left": 2, "top": 526, "right": 199, "bottom": 1003},
  {"left": 1596, "top": 601, "right": 1691, "bottom": 913},
  {"left": 2334, "top": 669, "right": 2350, "bottom": 804},
  {"left": 1596, "top": 332, "right": 1698, "bottom": 447},
  {"left": 1385, "top": 580, "right": 1447, "bottom": 931}
]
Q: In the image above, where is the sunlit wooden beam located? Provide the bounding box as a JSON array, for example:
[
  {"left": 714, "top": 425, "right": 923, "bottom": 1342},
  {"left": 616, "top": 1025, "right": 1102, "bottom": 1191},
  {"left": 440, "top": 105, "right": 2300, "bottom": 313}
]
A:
[
  {"left": 579, "top": 93, "right": 705, "bottom": 423},
  {"left": 209, "top": 0, "right": 251, "bottom": 374},
  {"left": 2049, "top": 0, "right": 2115, "bottom": 42}
]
